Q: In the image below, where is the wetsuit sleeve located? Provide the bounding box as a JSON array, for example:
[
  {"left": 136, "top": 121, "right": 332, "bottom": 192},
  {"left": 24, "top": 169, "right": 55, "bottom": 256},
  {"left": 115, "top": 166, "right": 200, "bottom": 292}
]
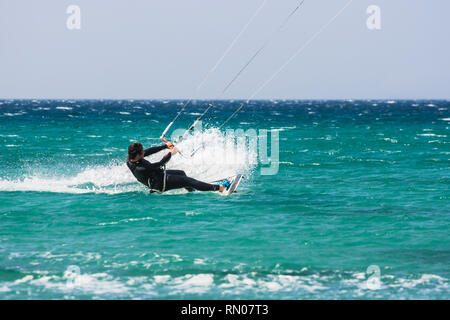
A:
[
  {"left": 143, "top": 152, "right": 172, "bottom": 169},
  {"left": 143, "top": 144, "right": 168, "bottom": 157}
]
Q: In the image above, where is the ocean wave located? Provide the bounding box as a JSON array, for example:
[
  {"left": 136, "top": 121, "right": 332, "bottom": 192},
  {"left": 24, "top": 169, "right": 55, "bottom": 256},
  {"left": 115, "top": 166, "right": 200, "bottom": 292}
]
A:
[
  {"left": 3, "top": 112, "right": 27, "bottom": 116},
  {"left": 417, "top": 133, "right": 447, "bottom": 137},
  {"left": 1, "top": 268, "right": 447, "bottom": 299},
  {"left": 98, "top": 217, "right": 158, "bottom": 226},
  {"left": 0, "top": 162, "right": 139, "bottom": 194},
  {"left": 270, "top": 126, "right": 296, "bottom": 132}
]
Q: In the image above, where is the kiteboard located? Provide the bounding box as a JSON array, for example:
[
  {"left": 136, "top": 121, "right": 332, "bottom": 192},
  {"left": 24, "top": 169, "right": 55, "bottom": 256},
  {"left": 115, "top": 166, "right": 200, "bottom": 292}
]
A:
[{"left": 211, "top": 174, "right": 243, "bottom": 196}]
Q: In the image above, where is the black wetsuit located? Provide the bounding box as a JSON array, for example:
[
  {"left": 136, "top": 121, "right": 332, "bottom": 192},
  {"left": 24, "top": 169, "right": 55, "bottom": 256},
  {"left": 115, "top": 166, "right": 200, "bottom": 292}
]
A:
[{"left": 126, "top": 144, "right": 220, "bottom": 193}]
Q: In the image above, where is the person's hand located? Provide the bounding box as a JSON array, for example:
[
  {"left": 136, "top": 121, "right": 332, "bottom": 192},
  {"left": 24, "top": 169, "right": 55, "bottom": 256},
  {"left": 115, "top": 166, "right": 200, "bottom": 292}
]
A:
[{"left": 166, "top": 141, "right": 174, "bottom": 149}]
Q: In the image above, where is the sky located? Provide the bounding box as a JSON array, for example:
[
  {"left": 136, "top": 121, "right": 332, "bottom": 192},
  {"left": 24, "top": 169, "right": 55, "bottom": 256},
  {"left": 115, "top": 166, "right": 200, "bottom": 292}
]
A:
[{"left": 0, "top": 0, "right": 449, "bottom": 100}]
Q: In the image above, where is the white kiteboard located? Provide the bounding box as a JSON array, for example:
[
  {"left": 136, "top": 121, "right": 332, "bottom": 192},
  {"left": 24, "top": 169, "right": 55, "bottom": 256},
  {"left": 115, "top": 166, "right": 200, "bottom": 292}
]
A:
[{"left": 211, "top": 174, "right": 243, "bottom": 196}]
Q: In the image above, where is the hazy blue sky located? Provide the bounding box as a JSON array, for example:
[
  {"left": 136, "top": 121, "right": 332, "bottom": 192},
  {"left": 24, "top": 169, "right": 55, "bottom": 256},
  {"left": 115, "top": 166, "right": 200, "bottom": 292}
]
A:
[{"left": 0, "top": 0, "right": 449, "bottom": 99}]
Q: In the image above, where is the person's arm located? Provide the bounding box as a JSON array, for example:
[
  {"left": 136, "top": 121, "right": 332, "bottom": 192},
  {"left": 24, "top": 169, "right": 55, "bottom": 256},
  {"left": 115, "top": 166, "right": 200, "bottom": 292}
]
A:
[
  {"left": 143, "top": 144, "right": 168, "bottom": 157},
  {"left": 144, "top": 152, "right": 172, "bottom": 169},
  {"left": 143, "top": 142, "right": 174, "bottom": 157}
]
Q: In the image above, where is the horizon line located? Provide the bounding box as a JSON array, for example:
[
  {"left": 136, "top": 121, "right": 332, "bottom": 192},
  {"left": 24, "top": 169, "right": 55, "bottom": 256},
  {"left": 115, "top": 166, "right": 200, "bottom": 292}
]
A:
[{"left": 1, "top": 98, "right": 449, "bottom": 102}]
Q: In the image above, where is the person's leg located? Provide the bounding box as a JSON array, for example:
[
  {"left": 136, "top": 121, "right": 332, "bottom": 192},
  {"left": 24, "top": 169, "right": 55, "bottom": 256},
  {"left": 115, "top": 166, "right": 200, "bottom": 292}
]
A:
[
  {"left": 165, "top": 174, "right": 220, "bottom": 192},
  {"left": 164, "top": 170, "right": 194, "bottom": 191},
  {"left": 165, "top": 170, "right": 187, "bottom": 176}
]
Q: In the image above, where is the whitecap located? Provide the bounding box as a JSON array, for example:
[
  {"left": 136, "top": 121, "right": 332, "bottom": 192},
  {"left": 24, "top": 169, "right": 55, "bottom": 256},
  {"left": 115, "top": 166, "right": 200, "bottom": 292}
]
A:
[
  {"left": 193, "top": 259, "right": 207, "bottom": 265},
  {"left": 185, "top": 211, "right": 201, "bottom": 216},
  {"left": 383, "top": 138, "right": 398, "bottom": 143},
  {"left": 3, "top": 112, "right": 26, "bottom": 116},
  {"left": 170, "top": 274, "right": 214, "bottom": 294},
  {"left": 270, "top": 126, "right": 296, "bottom": 132},
  {"left": 98, "top": 217, "right": 157, "bottom": 226},
  {"left": 417, "top": 133, "right": 446, "bottom": 137},
  {"left": 0, "top": 285, "right": 11, "bottom": 292},
  {"left": 154, "top": 275, "right": 170, "bottom": 283},
  {"left": 30, "top": 273, "right": 129, "bottom": 295}
]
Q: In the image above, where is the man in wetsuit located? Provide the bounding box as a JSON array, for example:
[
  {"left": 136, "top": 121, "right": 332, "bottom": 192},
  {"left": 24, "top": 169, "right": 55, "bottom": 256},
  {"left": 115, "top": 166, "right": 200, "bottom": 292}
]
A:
[{"left": 126, "top": 141, "right": 226, "bottom": 193}]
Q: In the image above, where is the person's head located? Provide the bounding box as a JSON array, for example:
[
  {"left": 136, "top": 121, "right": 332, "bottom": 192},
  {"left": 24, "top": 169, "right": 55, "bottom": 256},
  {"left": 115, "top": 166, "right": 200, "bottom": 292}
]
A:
[{"left": 128, "top": 142, "right": 144, "bottom": 161}]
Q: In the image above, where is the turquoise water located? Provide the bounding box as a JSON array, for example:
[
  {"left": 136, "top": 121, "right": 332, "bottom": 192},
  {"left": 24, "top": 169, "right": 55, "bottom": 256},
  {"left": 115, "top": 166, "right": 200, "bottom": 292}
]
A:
[{"left": 0, "top": 99, "right": 449, "bottom": 299}]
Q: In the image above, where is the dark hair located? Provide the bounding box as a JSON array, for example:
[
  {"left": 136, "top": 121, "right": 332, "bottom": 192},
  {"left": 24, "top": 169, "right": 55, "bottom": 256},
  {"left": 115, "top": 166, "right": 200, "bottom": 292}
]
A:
[{"left": 128, "top": 142, "right": 143, "bottom": 160}]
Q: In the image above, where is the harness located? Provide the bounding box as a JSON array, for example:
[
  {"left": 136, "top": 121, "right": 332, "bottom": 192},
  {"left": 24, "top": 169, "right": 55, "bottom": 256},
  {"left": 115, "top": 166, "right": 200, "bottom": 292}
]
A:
[{"left": 148, "top": 165, "right": 166, "bottom": 194}]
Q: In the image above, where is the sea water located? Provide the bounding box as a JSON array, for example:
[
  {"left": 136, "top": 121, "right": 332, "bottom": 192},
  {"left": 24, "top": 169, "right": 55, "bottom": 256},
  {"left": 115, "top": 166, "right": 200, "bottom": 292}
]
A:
[{"left": 0, "top": 99, "right": 448, "bottom": 299}]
